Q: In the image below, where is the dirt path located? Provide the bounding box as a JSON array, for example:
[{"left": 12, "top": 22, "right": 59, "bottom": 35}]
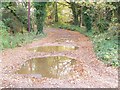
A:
[{"left": 0, "top": 28, "right": 118, "bottom": 88}]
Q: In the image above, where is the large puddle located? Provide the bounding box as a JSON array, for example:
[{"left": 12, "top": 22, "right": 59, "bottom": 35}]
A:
[
  {"left": 29, "top": 46, "right": 78, "bottom": 52},
  {"left": 15, "top": 56, "right": 76, "bottom": 78}
]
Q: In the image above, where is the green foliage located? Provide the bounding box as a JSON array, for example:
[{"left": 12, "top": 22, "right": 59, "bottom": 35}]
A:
[
  {"left": 52, "top": 23, "right": 85, "bottom": 33},
  {"left": 0, "top": 21, "right": 10, "bottom": 50},
  {"left": 83, "top": 6, "right": 92, "bottom": 32},
  {"left": 111, "top": 17, "right": 118, "bottom": 23},
  {"left": 34, "top": 2, "right": 47, "bottom": 34},
  {"left": 1, "top": 31, "right": 45, "bottom": 50},
  {"left": 0, "top": 21, "right": 45, "bottom": 50},
  {"left": 97, "top": 19, "right": 109, "bottom": 33},
  {"left": 2, "top": 2, "right": 28, "bottom": 33},
  {"left": 69, "top": 2, "right": 79, "bottom": 25},
  {"left": 93, "top": 31, "right": 118, "bottom": 67}
]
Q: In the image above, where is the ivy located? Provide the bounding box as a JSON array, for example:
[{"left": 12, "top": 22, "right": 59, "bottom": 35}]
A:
[
  {"left": 83, "top": 6, "right": 92, "bottom": 32},
  {"left": 33, "top": 2, "right": 47, "bottom": 34}
]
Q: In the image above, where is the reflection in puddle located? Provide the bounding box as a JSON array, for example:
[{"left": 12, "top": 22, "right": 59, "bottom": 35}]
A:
[
  {"left": 15, "top": 56, "right": 76, "bottom": 78},
  {"left": 29, "top": 46, "right": 78, "bottom": 52}
]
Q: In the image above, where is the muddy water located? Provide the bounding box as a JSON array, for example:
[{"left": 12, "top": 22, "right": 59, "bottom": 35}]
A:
[
  {"left": 55, "top": 38, "right": 71, "bottom": 42},
  {"left": 15, "top": 56, "right": 76, "bottom": 78},
  {"left": 29, "top": 46, "right": 78, "bottom": 52}
]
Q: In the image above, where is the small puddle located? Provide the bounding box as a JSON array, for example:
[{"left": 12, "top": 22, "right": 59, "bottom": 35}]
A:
[
  {"left": 29, "top": 46, "right": 78, "bottom": 52},
  {"left": 55, "top": 38, "right": 71, "bottom": 42},
  {"left": 15, "top": 56, "right": 76, "bottom": 78}
]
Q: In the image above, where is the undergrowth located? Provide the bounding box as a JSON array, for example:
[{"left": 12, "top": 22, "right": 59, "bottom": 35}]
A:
[
  {"left": 52, "top": 23, "right": 119, "bottom": 67},
  {"left": 0, "top": 21, "right": 45, "bottom": 51}
]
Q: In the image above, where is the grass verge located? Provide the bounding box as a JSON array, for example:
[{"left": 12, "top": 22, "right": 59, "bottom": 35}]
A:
[{"left": 0, "top": 29, "right": 46, "bottom": 51}]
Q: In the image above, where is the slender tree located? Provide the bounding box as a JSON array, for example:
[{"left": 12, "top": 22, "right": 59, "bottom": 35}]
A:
[
  {"left": 54, "top": 1, "right": 58, "bottom": 22},
  {"left": 33, "top": 2, "right": 47, "bottom": 34},
  {"left": 28, "top": 0, "right": 30, "bottom": 32},
  {"left": 65, "top": 0, "right": 79, "bottom": 26},
  {"left": 82, "top": 5, "right": 92, "bottom": 32}
]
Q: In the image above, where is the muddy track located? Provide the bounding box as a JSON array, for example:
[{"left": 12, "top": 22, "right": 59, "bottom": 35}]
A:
[{"left": 0, "top": 28, "right": 118, "bottom": 88}]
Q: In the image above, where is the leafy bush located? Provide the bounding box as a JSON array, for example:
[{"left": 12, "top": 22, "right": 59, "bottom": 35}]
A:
[
  {"left": 0, "top": 21, "right": 10, "bottom": 50},
  {"left": 97, "top": 19, "right": 109, "bottom": 33},
  {"left": 93, "top": 31, "right": 118, "bottom": 66},
  {"left": 83, "top": 11, "right": 92, "bottom": 32},
  {"left": 53, "top": 23, "right": 85, "bottom": 33},
  {"left": 0, "top": 21, "right": 45, "bottom": 50},
  {"left": 2, "top": 2, "right": 28, "bottom": 33},
  {"left": 82, "top": 6, "right": 92, "bottom": 32},
  {"left": 34, "top": 2, "right": 47, "bottom": 34}
]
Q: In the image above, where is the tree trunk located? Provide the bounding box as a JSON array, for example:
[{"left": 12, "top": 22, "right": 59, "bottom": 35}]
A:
[
  {"left": 80, "top": 6, "right": 83, "bottom": 27},
  {"left": 117, "top": 5, "right": 120, "bottom": 23},
  {"left": 70, "top": 2, "right": 79, "bottom": 26},
  {"left": 28, "top": 0, "right": 30, "bottom": 32},
  {"left": 55, "top": 2, "right": 58, "bottom": 22},
  {"left": 34, "top": 2, "right": 47, "bottom": 35}
]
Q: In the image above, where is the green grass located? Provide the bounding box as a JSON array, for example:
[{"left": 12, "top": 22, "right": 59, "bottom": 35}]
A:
[
  {"left": 93, "top": 31, "right": 118, "bottom": 67},
  {"left": 0, "top": 20, "right": 46, "bottom": 51},
  {"left": 0, "top": 29, "right": 46, "bottom": 51},
  {"left": 52, "top": 23, "right": 119, "bottom": 67}
]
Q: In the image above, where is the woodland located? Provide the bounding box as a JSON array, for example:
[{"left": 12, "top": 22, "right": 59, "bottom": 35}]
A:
[
  {"left": 1, "top": 1, "right": 119, "bottom": 66},
  {"left": 0, "top": 0, "right": 119, "bottom": 88}
]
